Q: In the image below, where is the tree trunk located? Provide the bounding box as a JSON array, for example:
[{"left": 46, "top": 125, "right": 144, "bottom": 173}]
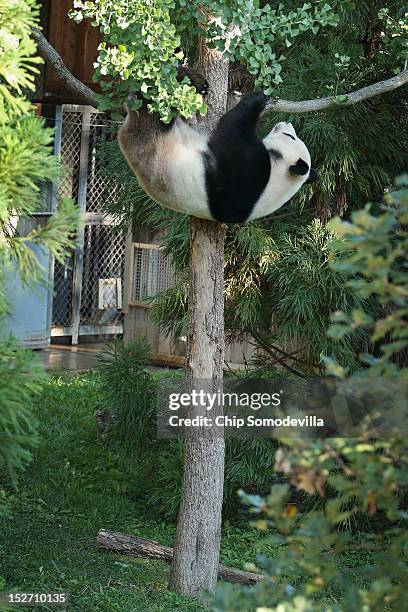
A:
[
  {"left": 97, "top": 530, "right": 263, "bottom": 586},
  {"left": 168, "top": 43, "right": 229, "bottom": 597}
]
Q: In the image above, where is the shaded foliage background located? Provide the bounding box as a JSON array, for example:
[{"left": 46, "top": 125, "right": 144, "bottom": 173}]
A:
[
  {"left": 97, "top": 1, "right": 407, "bottom": 375},
  {"left": 213, "top": 179, "right": 408, "bottom": 612}
]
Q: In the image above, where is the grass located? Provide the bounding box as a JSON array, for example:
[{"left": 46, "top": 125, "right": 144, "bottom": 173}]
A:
[
  {"left": 0, "top": 370, "right": 374, "bottom": 611},
  {"left": 0, "top": 371, "right": 272, "bottom": 611}
]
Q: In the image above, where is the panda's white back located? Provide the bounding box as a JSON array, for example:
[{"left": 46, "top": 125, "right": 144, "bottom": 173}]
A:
[
  {"left": 118, "top": 112, "right": 211, "bottom": 218},
  {"left": 165, "top": 119, "right": 212, "bottom": 219}
]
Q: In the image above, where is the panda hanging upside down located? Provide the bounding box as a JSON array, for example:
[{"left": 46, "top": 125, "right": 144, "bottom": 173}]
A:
[{"left": 118, "top": 68, "right": 317, "bottom": 223}]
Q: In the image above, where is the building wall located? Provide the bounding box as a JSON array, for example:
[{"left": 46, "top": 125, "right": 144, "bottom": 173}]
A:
[
  {"left": 123, "top": 231, "right": 256, "bottom": 369},
  {"left": 124, "top": 305, "right": 256, "bottom": 369},
  {"left": 40, "top": 0, "right": 102, "bottom": 103}
]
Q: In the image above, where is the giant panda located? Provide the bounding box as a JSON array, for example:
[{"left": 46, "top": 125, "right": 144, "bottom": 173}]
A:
[{"left": 118, "top": 69, "right": 317, "bottom": 223}]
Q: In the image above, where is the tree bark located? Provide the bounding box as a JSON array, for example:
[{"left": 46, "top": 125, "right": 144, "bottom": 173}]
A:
[
  {"left": 97, "top": 530, "right": 263, "bottom": 586},
  {"left": 169, "top": 218, "right": 226, "bottom": 597},
  {"left": 168, "top": 43, "right": 229, "bottom": 597}
]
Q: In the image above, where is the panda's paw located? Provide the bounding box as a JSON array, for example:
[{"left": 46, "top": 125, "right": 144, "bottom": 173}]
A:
[
  {"left": 198, "top": 79, "right": 209, "bottom": 97},
  {"left": 246, "top": 91, "right": 268, "bottom": 111},
  {"left": 177, "top": 66, "right": 209, "bottom": 97},
  {"left": 236, "top": 91, "right": 268, "bottom": 116}
]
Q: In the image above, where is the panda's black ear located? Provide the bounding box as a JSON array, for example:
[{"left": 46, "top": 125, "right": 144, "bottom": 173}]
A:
[{"left": 289, "top": 158, "right": 309, "bottom": 176}]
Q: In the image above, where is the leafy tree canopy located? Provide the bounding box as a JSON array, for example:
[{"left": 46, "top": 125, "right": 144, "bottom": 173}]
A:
[
  {"left": 95, "top": 0, "right": 407, "bottom": 371},
  {"left": 72, "top": 0, "right": 342, "bottom": 120}
]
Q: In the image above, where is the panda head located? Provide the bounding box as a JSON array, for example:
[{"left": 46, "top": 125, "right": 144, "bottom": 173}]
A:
[{"left": 262, "top": 121, "right": 317, "bottom": 185}]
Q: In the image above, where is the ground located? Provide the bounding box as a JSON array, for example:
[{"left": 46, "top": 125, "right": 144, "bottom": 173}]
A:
[
  {"left": 0, "top": 370, "right": 372, "bottom": 611},
  {"left": 0, "top": 372, "right": 271, "bottom": 611}
]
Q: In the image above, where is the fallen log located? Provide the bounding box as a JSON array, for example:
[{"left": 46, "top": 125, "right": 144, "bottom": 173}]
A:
[{"left": 96, "top": 529, "right": 263, "bottom": 586}]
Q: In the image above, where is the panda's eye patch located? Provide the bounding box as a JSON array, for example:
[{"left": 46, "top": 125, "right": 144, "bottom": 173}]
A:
[{"left": 283, "top": 132, "right": 296, "bottom": 141}]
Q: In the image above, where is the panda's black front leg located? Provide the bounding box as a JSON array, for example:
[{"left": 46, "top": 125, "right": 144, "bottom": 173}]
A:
[
  {"left": 204, "top": 91, "right": 271, "bottom": 223},
  {"left": 213, "top": 91, "right": 268, "bottom": 138}
]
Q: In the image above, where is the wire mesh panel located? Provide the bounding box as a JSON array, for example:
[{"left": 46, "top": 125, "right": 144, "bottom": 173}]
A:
[
  {"left": 52, "top": 256, "right": 75, "bottom": 326},
  {"left": 51, "top": 105, "right": 126, "bottom": 338},
  {"left": 58, "top": 111, "right": 82, "bottom": 201},
  {"left": 86, "top": 112, "right": 119, "bottom": 213},
  {"left": 52, "top": 109, "right": 82, "bottom": 328},
  {"left": 131, "top": 245, "right": 178, "bottom": 303},
  {"left": 80, "top": 224, "right": 125, "bottom": 325}
]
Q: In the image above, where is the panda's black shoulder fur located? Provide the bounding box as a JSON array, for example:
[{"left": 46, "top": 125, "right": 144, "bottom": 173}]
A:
[{"left": 203, "top": 92, "right": 271, "bottom": 223}]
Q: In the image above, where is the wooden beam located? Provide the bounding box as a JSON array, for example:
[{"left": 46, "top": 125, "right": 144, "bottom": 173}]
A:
[{"left": 149, "top": 352, "right": 185, "bottom": 368}]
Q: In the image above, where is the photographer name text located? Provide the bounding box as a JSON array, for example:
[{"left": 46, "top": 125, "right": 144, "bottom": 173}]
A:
[{"left": 167, "top": 414, "right": 324, "bottom": 429}]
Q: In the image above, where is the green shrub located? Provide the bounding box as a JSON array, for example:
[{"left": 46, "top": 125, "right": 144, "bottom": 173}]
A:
[
  {"left": 0, "top": 340, "right": 44, "bottom": 515},
  {"left": 213, "top": 180, "right": 408, "bottom": 610},
  {"left": 148, "top": 439, "right": 184, "bottom": 519},
  {"left": 0, "top": 0, "right": 77, "bottom": 303},
  {"left": 97, "top": 347, "right": 280, "bottom": 519},
  {"left": 326, "top": 174, "right": 408, "bottom": 378},
  {"left": 96, "top": 339, "right": 158, "bottom": 443},
  {"left": 0, "top": 0, "right": 76, "bottom": 516}
]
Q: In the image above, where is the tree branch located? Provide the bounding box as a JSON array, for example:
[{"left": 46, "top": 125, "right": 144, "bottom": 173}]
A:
[
  {"left": 32, "top": 26, "right": 408, "bottom": 116},
  {"left": 31, "top": 27, "right": 98, "bottom": 108},
  {"left": 263, "top": 69, "right": 408, "bottom": 114}
]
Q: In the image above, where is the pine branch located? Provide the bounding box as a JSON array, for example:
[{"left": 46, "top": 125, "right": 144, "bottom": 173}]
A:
[
  {"left": 32, "top": 28, "right": 408, "bottom": 115},
  {"left": 250, "top": 330, "right": 309, "bottom": 379}
]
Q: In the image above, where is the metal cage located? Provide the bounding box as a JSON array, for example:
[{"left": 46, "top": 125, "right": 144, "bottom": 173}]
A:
[{"left": 51, "top": 105, "right": 125, "bottom": 342}]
